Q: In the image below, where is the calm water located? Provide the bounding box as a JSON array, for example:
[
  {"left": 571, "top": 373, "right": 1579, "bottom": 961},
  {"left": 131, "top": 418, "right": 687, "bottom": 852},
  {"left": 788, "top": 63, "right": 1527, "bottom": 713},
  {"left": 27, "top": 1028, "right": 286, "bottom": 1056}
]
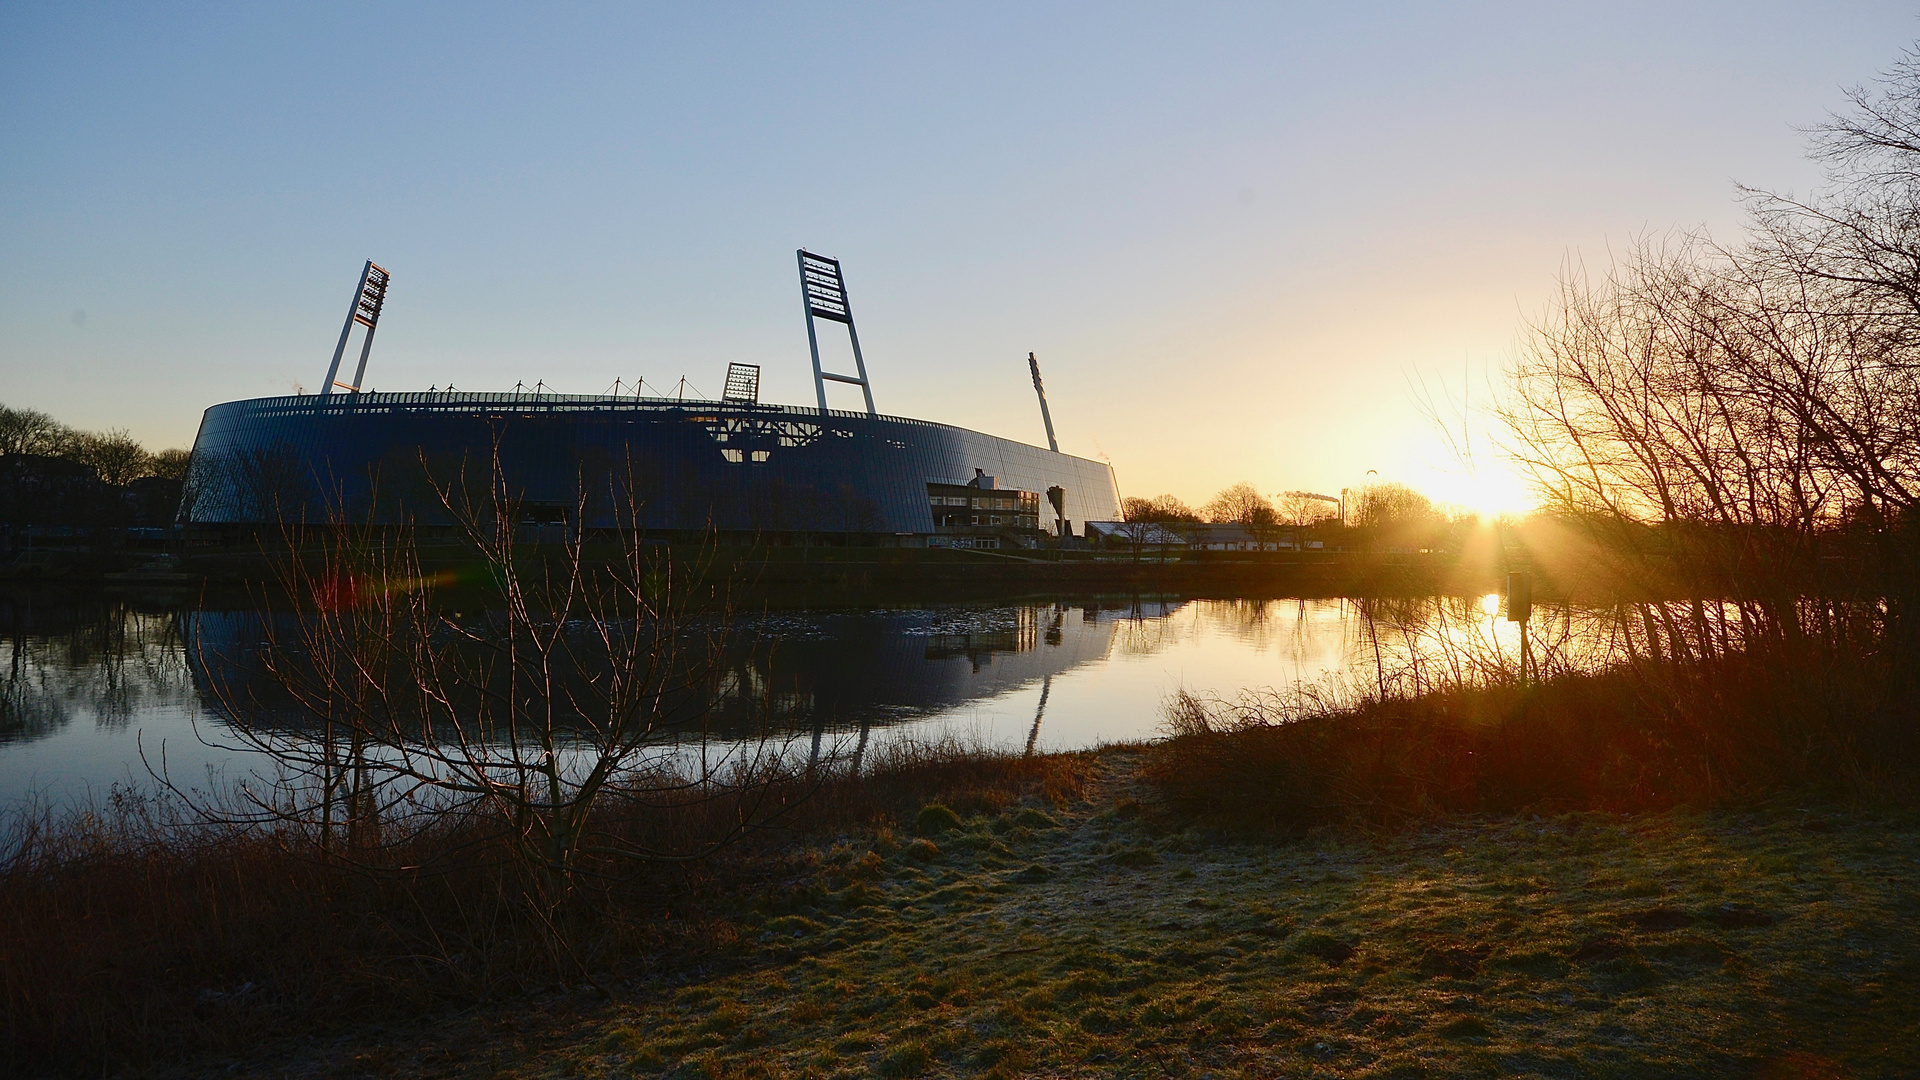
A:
[{"left": 0, "top": 592, "right": 1586, "bottom": 806}]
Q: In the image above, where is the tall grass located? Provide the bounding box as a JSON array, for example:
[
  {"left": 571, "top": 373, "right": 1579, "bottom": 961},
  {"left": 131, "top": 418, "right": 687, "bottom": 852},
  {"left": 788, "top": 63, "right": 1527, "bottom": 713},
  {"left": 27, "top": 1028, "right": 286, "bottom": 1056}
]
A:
[
  {"left": 1144, "top": 627, "right": 1910, "bottom": 830},
  {"left": 0, "top": 739, "right": 1090, "bottom": 1077}
]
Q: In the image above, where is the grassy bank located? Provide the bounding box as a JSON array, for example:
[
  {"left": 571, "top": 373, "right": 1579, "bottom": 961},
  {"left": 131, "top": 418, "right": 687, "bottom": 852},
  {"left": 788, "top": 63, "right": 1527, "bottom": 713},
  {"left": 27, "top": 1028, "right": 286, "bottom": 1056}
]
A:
[
  {"left": 249, "top": 748, "right": 1918, "bottom": 1080},
  {"left": 0, "top": 746, "right": 1092, "bottom": 1077},
  {"left": 8, "top": 660, "right": 1920, "bottom": 1078},
  {"left": 1147, "top": 650, "right": 1915, "bottom": 830}
]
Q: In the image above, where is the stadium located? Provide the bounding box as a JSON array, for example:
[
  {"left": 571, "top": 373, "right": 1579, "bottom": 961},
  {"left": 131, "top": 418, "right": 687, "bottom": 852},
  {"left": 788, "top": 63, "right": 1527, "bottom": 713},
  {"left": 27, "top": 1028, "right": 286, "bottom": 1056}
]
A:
[{"left": 180, "top": 253, "right": 1121, "bottom": 546}]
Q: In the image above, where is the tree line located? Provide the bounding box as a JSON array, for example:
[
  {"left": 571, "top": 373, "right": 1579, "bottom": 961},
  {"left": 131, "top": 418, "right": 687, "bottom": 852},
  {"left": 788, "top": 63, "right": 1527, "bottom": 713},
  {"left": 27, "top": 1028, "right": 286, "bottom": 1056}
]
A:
[
  {"left": 0, "top": 403, "right": 190, "bottom": 486},
  {"left": 1120, "top": 480, "right": 1465, "bottom": 554},
  {"left": 1124, "top": 481, "right": 1445, "bottom": 529}
]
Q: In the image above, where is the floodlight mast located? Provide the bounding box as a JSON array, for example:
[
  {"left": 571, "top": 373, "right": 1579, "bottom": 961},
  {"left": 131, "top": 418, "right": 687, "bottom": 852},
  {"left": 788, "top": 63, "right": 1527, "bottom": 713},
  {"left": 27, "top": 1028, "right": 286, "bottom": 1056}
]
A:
[
  {"left": 320, "top": 260, "right": 391, "bottom": 397},
  {"left": 797, "top": 250, "right": 876, "bottom": 416},
  {"left": 722, "top": 362, "right": 762, "bottom": 404},
  {"left": 1028, "top": 352, "right": 1058, "bottom": 453}
]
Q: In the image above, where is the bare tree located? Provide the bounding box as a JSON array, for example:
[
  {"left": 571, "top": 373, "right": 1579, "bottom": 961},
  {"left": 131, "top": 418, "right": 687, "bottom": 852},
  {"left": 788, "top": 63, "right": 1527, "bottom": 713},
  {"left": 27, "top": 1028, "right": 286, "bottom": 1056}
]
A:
[
  {"left": 1744, "top": 46, "right": 1920, "bottom": 325},
  {"left": 1107, "top": 518, "right": 1179, "bottom": 562},
  {"left": 183, "top": 444, "right": 315, "bottom": 523},
  {"left": 1278, "top": 491, "right": 1338, "bottom": 528},
  {"left": 1498, "top": 48, "right": 1920, "bottom": 561},
  {"left": 1492, "top": 221, "right": 1913, "bottom": 667},
  {"left": 1123, "top": 494, "right": 1201, "bottom": 522},
  {"left": 179, "top": 454, "right": 790, "bottom": 920},
  {"left": 0, "top": 404, "right": 187, "bottom": 489},
  {"left": 1347, "top": 482, "right": 1432, "bottom": 530},
  {"left": 0, "top": 406, "right": 74, "bottom": 457},
  {"left": 149, "top": 448, "right": 192, "bottom": 481},
  {"left": 1204, "top": 482, "right": 1276, "bottom": 526},
  {"left": 71, "top": 429, "right": 154, "bottom": 486}
]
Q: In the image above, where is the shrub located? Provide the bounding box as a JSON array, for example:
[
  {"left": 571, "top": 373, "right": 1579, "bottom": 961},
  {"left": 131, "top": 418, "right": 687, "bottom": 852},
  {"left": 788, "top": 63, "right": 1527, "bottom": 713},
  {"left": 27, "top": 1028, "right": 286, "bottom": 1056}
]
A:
[
  {"left": 1143, "top": 645, "right": 1914, "bottom": 830},
  {"left": 0, "top": 738, "right": 1092, "bottom": 1075},
  {"left": 914, "top": 803, "right": 964, "bottom": 835},
  {"left": 877, "top": 1040, "right": 933, "bottom": 1078},
  {"left": 1011, "top": 807, "right": 1059, "bottom": 829}
]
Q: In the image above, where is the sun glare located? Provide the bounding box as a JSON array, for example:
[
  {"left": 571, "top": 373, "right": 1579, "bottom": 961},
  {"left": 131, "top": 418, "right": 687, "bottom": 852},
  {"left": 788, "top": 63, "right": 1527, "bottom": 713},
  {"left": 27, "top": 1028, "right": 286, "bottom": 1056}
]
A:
[
  {"left": 1418, "top": 466, "right": 1536, "bottom": 520},
  {"left": 1479, "top": 593, "right": 1502, "bottom": 617}
]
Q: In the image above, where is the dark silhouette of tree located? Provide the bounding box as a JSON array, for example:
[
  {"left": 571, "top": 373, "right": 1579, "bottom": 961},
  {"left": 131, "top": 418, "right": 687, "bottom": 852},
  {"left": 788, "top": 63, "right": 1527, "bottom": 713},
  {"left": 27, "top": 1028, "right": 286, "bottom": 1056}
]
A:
[
  {"left": 1348, "top": 482, "right": 1433, "bottom": 530},
  {"left": 1745, "top": 45, "right": 1920, "bottom": 325},
  {"left": 150, "top": 448, "right": 192, "bottom": 481},
  {"left": 1204, "top": 483, "right": 1277, "bottom": 526},
  {"left": 1494, "top": 44, "right": 1920, "bottom": 675},
  {"left": 0, "top": 405, "right": 74, "bottom": 457},
  {"left": 1277, "top": 491, "right": 1338, "bottom": 527},
  {"left": 181, "top": 455, "right": 785, "bottom": 928},
  {"left": 0, "top": 402, "right": 193, "bottom": 508},
  {"left": 1123, "top": 494, "right": 1201, "bottom": 523},
  {"left": 72, "top": 429, "right": 154, "bottom": 487}
]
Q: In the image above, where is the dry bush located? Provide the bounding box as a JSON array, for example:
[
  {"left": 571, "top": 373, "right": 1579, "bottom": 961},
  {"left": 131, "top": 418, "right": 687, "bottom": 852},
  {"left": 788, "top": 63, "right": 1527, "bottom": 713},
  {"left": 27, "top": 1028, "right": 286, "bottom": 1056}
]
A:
[
  {"left": 0, "top": 777, "right": 751, "bottom": 1075},
  {"left": 0, "top": 737, "right": 1090, "bottom": 1076},
  {"left": 1143, "top": 645, "right": 1908, "bottom": 832},
  {"left": 771, "top": 737, "right": 1096, "bottom": 835}
]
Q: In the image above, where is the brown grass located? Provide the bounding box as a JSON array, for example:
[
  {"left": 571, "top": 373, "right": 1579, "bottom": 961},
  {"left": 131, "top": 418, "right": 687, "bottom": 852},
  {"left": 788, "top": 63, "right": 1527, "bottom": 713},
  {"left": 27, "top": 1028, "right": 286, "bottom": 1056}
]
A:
[
  {"left": 0, "top": 740, "right": 1095, "bottom": 1077},
  {"left": 539, "top": 749, "right": 1920, "bottom": 1080},
  {"left": 1143, "top": 647, "right": 1914, "bottom": 831}
]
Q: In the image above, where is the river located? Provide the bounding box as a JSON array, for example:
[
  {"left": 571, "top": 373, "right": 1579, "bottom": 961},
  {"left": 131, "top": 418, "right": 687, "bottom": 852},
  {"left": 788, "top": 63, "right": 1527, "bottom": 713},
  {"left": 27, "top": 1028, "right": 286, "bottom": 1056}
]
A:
[{"left": 0, "top": 590, "right": 1601, "bottom": 806}]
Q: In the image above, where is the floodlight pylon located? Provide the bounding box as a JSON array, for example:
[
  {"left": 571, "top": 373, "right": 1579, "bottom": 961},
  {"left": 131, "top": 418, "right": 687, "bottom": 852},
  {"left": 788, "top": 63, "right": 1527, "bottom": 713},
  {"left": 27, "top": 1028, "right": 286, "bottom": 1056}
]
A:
[
  {"left": 320, "top": 260, "right": 391, "bottom": 397},
  {"left": 797, "top": 250, "right": 876, "bottom": 416},
  {"left": 722, "top": 362, "right": 762, "bottom": 404},
  {"left": 1027, "top": 352, "right": 1058, "bottom": 452}
]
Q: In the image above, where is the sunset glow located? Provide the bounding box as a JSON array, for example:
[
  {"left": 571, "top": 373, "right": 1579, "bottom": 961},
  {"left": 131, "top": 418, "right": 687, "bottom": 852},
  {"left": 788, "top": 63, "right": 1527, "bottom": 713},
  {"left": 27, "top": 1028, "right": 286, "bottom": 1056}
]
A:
[
  {"left": 7, "top": 10, "right": 1919, "bottom": 1076},
  {"left": 1416, "top": 463, "right": 1539, "bottom": 520}
]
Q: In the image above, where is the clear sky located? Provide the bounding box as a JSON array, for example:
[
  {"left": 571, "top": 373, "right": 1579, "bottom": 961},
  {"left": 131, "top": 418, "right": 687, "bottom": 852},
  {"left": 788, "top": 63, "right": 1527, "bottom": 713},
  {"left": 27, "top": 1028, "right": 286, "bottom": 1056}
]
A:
[{"left": 2, "top": 3, "right": 1912, "bottom": 514}]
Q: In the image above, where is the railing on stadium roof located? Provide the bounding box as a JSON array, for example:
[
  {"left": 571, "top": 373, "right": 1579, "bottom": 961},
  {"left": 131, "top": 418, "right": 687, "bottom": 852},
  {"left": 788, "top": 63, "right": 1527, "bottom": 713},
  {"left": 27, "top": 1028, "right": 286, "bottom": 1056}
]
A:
[{"left": 229, "top": 391, "right": 964, "bottom": 431}]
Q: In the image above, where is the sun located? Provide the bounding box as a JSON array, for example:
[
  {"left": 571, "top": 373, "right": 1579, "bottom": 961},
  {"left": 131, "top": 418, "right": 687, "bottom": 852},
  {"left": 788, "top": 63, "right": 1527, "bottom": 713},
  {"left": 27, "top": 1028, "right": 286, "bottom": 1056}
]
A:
[{"left": 1418, "top": 465, "right": 1536, "bottom": 520}]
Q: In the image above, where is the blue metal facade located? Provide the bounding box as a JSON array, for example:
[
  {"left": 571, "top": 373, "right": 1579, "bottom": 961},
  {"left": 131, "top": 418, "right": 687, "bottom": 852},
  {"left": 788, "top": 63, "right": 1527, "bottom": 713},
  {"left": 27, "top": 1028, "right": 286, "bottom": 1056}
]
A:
[{"left": 181, "top": 392, "right": 1120, "bottom": 534}]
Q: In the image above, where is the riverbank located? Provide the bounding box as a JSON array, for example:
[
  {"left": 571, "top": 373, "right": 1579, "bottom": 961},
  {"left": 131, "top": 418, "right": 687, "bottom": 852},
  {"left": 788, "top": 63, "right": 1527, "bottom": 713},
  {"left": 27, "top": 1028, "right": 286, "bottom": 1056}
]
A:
[{"left": 156, "top": 747, "right": 1920, "bottom": 1080}]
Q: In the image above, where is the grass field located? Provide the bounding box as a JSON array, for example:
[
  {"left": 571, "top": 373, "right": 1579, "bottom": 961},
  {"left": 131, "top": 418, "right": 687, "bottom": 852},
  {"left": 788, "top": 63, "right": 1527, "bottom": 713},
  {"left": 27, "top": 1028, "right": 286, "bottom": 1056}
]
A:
[{"left": 412, "top": 748, "right": 1920, "bottom": 1080}]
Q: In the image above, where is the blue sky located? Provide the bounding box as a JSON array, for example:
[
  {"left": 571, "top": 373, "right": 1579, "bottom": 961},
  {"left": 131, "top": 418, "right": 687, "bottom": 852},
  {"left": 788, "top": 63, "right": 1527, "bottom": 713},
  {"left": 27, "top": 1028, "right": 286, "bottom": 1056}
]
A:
[{"left": 2, "top": 3, "right": 1912, "bottom": 511}]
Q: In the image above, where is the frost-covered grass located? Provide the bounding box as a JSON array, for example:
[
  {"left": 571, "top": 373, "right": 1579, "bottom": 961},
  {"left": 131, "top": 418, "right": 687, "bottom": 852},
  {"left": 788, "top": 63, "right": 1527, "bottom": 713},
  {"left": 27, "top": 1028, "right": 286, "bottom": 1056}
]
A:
[{"left": 537, "top": 750, "right": 1920, "bottom": 1079}]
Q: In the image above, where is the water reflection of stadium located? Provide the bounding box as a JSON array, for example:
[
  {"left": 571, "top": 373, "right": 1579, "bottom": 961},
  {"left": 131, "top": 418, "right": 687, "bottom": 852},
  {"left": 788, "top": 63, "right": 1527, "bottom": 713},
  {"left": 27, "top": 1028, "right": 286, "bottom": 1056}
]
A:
[{"left": 181, "top": 600, "right": 1188, "bottom": 745}]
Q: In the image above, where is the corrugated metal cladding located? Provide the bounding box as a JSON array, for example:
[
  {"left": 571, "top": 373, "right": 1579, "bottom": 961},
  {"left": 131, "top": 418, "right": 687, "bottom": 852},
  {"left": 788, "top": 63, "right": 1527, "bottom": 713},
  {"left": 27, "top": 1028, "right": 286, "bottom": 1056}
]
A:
[{"left": 181, "top": 393, "right": 1120, "bottom": 534}]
